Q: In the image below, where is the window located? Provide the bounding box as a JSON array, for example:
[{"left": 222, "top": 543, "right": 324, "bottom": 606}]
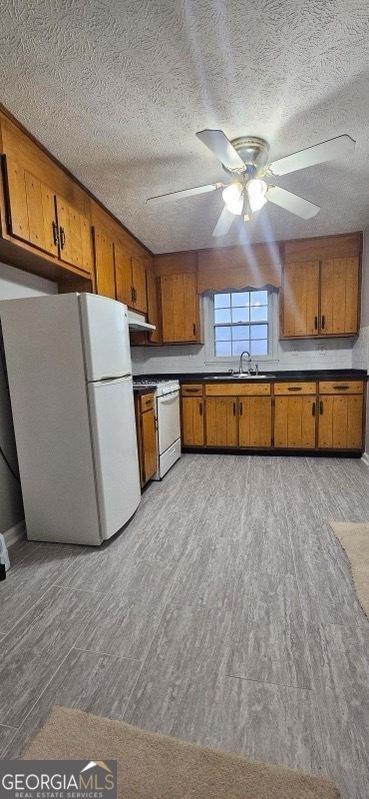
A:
[{"left": 213, "top": 290, "right": 269, "bottom": 358}]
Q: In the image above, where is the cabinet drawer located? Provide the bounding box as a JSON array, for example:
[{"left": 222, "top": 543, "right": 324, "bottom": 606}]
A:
[
  {"left": 181, "top": 384, "right": 203, "bottom": 396},
  {"left": 274, "top": 382, "right": 316, "bottom": 395},
  {"left": 139, "top": 393, "right": 155, "bottom": 412},
  {"left": 205, "top": 383, "right": 271, "bottom": 396},
  {"left": 319, "top": 380, "right": 364, "bottom": 395}
]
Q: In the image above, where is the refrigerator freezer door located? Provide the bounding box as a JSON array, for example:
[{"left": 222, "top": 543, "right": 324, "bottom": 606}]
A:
[
  {"left": 88, "top": 376, "right": 141, "bottom": 539},
  {"left": 79, "top": 293, "right": 132, "bottom": 382}
]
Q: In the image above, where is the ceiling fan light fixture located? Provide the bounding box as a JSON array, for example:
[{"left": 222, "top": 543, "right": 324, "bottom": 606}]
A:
[
  {"left": 246, "top": 178, "right": 267, "bottom": 213},
  {"left": 222, "top": 182, "right": 243, "bottom": 215}
]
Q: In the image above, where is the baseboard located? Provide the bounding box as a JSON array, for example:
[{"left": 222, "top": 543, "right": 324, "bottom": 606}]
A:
[
  {"left": 361, "top": 452, "right": 369, "bottom": 467},
  {"left": 3, "top": 520, "right": 26, "bottom": 548}
]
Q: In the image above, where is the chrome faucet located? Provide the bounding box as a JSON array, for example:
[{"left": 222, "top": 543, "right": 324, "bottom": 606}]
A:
[{"left": 238, "top": 350, "right": 252, "bottom": 375}]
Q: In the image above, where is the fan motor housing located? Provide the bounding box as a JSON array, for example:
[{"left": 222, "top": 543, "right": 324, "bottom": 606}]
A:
[{"left": 224, "top": 136, "right": 270, "bottom": 176}]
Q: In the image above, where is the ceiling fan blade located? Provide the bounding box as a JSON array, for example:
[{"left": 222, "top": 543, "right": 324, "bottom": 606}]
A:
[
  {"left": 212, "top": 206, "right": 236, "bottom": 237},
  {"left": 269, "top": 135, "right": 355, "bottom": 176},
  {"left": 267, "top": 186, "right": 320, "bottom": 219},
  {"left": 146, "top": 183, "right": 222, "bottom": 205},
  {"left": 196, "top": 129, "right": 245, "bottom": 170}
]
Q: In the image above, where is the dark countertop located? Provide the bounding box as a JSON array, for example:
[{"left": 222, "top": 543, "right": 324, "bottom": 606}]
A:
[
  {"left": 134, "top": 369, "right": 368, "bottom": 384},
  {"left": 133, "top": 385, "right": 157, "bottom": 396}
]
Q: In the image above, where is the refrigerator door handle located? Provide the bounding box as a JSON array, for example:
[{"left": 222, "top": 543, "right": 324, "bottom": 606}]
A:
[{"left": 91, "top": 373, "right": 132, "bottom": 383}]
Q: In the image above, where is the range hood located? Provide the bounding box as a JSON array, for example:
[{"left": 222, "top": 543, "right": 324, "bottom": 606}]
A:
[{"left": 127, "top": 309, "right": 156, "bottom": 332}]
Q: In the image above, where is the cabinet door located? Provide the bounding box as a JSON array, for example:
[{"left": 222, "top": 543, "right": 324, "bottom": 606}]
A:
[
  {"left": 4, "top": 158, "right": 58, "bottom": 256},
  {"left": 4, "top": 157, "right": 30, "bottom": 242},
  {"left": 320, "top": 258, "right": 359, "bottom": 335},
  {"left": 93, "top": 224, "right": 116, "bottom": 299},
  {"left": 181, "top": 397, "right": 204, "bottom": 446},
  {"left": 132, "top": 255, "right": 147, "bottom": 314},
  {"left": 274, "top": 396, "right": 316, "bottom": 448},
  {"left": 238, "top": 397, "right": 272, "bottom": 447},
  {"left": 146, "top": 266, "right": 161, "bottom": 343},
  {"left": 205, "top": 397, "right": 238, "bottom": 447},
  {"left": 141, "top": 408, "right": 157, "bottom": 482},
  {"left": 318, "top": 395, "right": 363, "bottom": 449},
  {"left": 56, "top": 197, "right": 92, "bottom": 273},
  {"left": 160, "top": 273, "right": 199, "bottom": 343},
  {"left": 115, "top": 244, "right": 133, "bottom": 306},
  {"left": 282, "top": 261, "right": 319, "bottom": 337}
]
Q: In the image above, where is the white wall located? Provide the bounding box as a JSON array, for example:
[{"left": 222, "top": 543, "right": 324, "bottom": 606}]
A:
[{"left": 0, "top": 262, "right": 57, "bottom": 534}]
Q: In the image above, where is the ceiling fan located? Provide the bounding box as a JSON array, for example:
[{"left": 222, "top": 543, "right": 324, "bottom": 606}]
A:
[{"left": 146, "top": 130, "right": 355, "bottom": 237}]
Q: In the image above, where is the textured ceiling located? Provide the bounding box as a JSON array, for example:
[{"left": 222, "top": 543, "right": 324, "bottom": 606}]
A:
[{"left": 1, "top": 0, "right": 369, "bottom": 253}]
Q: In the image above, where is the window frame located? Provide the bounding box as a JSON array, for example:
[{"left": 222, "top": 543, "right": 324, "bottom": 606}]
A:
[{"left": 203, "top": 289, "right": 276, "bottom": 367}]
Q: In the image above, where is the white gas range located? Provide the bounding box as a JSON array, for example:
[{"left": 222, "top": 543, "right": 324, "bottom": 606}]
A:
[{"left": 133, "top": 378, "right": 181, "bottom": 479}]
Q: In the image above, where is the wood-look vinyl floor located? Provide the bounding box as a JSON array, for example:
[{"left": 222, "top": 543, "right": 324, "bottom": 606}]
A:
[{"left": 1, "top": 454, "right": 368, "bottom": 798}]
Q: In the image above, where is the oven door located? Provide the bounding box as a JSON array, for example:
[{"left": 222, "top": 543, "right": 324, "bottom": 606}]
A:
[{"left": 157, "top": 390, "right": 181, "bottom": 455}]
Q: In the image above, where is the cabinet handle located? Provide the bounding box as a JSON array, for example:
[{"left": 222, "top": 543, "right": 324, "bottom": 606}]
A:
[
  {"left": 59, "top": 226, "right": 66, "bottom": 249},
  {"left": 321, "top": 314, "right": 325, "bottom": 329},
  {"left": 312, "top": 401, "right": 316, "bottom": 416},
  {"left": 193, "top": 323, "right": 196, "bottom": 336},
  {"left": 333, "top": 384, "right": 349, "bottom": 390},
  {"left": 314, "top": 316, "right": 318, "bottom": 330},
  {"left": 239, "top": 401, "right": 243, "bottom": 416},
  {"left": 199, "top": 402, "right": 203, "bottom": 416},
  {"left": 320, "top": 401, "right": 323, "bottom": 415},
  {"left": 287, "top": 386, "right": 302, "bottom": 391},
  {"left": 233, "top": 402, "right": 236, "bottom": 416},
  {"left": 185, "top": 388, "right": 200, "bottom": 393},
  {"left": 52, "top": 221, "right": 59, "bottom": 246},
  {"left": 130, "top": 286, "right": 135, "bottom": 303}
]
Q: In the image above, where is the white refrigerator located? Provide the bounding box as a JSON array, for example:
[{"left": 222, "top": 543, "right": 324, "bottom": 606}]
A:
[{"left": 0, "top": 293, "right": 141, "bottom": 545}]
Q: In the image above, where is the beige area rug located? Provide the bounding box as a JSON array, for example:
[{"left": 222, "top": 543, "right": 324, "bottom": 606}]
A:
[
  {"left": 22, "top": 706, "right": 339, "bottom": 798},
  {"left": 330, "top": 522, "right": 369, "bottom": 618}
]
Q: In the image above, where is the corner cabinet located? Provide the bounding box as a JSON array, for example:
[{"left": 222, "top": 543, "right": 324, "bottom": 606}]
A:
[
  {"left": 180, "top": 378, "right": 366, "bottom": 454},
  {"left": 280, "top": 234, "right": 361, "bottom": 339}
]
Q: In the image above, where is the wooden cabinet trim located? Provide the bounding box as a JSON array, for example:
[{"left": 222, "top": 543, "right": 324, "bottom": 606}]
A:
[
  {"left": 319, "top": 380, "right": 364, "bottom": 395},
  {"left": 205, "top": 382, "right": 271, "bottom": 396},
  {"left": 181, "top": 384, "right": 204, "bottom": 396},
  {"left": 274, "top": 382, "right": 317, "bottom": 395}
]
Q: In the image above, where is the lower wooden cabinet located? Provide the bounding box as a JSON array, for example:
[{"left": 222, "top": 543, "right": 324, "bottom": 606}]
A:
[
  {"left": 274, "top": 396, "right": 316, "bottom": 448},
  {"left": 318, "top": 394, "right": 363, "bottom": 449},
  {"left": 239, "top": 397, "right": 272, "bottom": 447},
  {"left": 135, "top": 392, "right": 157, "bottom": 486},
  {"left": 205, "top": 397, "right": 238, "bottom": 447},
  {"left": 181, "top": 397, "right": 204, "bottom": 446},
  {"left": 180, "top": 379, "right": 366, "bottom": 453}
]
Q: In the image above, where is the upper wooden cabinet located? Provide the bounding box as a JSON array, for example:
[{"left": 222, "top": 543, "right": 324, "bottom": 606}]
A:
[
  {"left": 55, "top": 195, "right": 92, "bottom": 273},
  {"left": 131, "top": 255, "right": 147, "bottom": 314},
  {"left": 145, "top": 266, "right": 161, "bottom": 343},
  {"left": 281, "top": 260, "right": 320, "bottom": 337},
  {"left": 114, "top": 243, "right": 132, "bottom": 306},
  {"left": 4, "top": 158, "right": 59, "bottom": 257},
  {"left": 160, "top": 272, "right": 200, "bottom": 343},
  {"left": 93, "top": 223, "right": 115, "bottom": 299},
  {"left": 320, "top": 257, "right": 359, "bottom": 335},
  {"left": 281, "top": 234, "right": 361, "bottom": 339}
]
